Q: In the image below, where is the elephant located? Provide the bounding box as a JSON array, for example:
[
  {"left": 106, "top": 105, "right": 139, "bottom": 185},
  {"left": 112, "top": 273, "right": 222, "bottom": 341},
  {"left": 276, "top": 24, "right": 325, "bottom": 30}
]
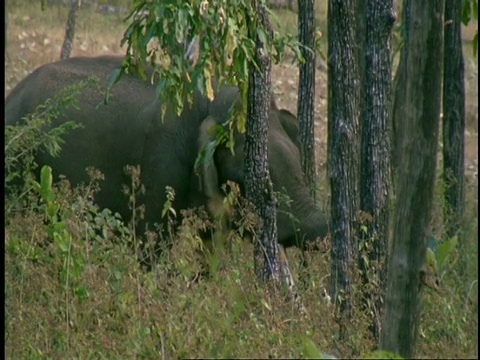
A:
[{"left": 5, "top": 55, "right": 329, "bottom": 252}]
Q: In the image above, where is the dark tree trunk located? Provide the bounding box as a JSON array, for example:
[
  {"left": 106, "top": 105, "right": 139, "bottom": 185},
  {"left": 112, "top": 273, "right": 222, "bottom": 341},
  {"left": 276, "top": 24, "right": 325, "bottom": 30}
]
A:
[
  {"left": 297, "top": 0, "right": 317, "bottom": 201},
  {"left": 60, "top": 0, "right": 79, "bottom": 59},
  {"left": 245, "top": 2, "right": 281, "bottom": 282},
  {"left": 355, "top": 0, "right": 366, "bottom": 118},
  {"left": 359, "top": 0, "right": 395, "bottom": 342},
  {"left": 443, "top": 0, "right": 466, "bottom": 276},
  {"left": 327, "top": 0, "right": 361, "bottom": 328},
  {"left": 5, "top": 0, "right": 7, "bottom": 56},
  {"left": 380, "top": 0, "right": 444, "bottom": 357}
]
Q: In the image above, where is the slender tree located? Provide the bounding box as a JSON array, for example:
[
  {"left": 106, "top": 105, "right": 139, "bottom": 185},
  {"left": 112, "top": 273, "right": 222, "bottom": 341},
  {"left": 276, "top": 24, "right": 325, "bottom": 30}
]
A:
[
  {"left": 5, "top": 0, "right": 8, "bottom": 56},
  {"left": 359, "top": 0, "right": 395, "bottom": 342},
  {"left": 443, "top": 0, "right": 466, "bottom": 276},
  {"left": 297, "top": 0, "right": 317, "bottom": 201},
  {"left": 380, "top": 0, "right": 445, "bottom": 357},
  {"left": 245, "top": 1, "right": 282, "bottom": 282},
  {"left": 60, "top": 0, "right": 80, "bottom": 59},
  {"left": 327, "top": 0, "right": 361, "bottom": 329}
]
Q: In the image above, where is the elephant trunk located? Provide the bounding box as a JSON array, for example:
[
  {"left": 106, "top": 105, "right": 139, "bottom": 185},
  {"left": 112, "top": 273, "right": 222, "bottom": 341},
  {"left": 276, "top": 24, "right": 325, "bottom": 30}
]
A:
[
  {"left": 277, "top": 188, "right": 330, "bottom": 250},
  {"left": 197, "top": 116, "right": 230, "bottom": 220}
]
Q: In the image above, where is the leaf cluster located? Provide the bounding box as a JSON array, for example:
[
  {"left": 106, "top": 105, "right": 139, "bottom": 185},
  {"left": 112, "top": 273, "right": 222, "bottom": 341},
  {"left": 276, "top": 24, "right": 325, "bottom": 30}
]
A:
[
  {"left": 5, "top": 77, "right": 99, "bottom": 207},
  {"left": 118, "top": 0, "right": 305, "bottom": 126},
  {"left": 461, "top": 0, "right": 478, "bottom": 56}
]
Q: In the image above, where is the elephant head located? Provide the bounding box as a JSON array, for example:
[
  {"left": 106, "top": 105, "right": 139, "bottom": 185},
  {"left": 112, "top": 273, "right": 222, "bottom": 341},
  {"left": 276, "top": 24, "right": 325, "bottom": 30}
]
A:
[{"left": 197, "top": 102, "right": 329, "bottom": 249}]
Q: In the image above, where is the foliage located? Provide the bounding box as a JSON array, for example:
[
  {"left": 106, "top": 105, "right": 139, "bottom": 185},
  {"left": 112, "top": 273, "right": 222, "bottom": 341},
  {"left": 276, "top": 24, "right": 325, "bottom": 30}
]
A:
[
  {"left": 426, "top": 235, "right": 460, "bottom": 280},
  {"left": 5, "top": 77, "right": 99, "bottom": 207},
  {"left": 33, "top": 165, "right": 90, "bottom": 305},
  {"left": 462, "top": 0, "right": 478, "bottom": 56},
  {"left": 117, "top": 0, "right": 305, "bottom": 130},
  {"left": 461, "top": 0, "right": 478, "bottom": 25}
]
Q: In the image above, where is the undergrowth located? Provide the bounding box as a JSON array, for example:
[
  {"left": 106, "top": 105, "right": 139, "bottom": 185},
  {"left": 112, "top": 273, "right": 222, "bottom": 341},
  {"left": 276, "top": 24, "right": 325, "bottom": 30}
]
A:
[{"left": 4, "top": 89, "right": 477, "bottom": 359}]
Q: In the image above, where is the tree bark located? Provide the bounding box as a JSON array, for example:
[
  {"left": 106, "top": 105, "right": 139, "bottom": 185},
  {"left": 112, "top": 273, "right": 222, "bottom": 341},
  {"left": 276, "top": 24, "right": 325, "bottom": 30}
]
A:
[
  {"left": 359, "top": 0, "right": 395, "bottom": 342},
  {"left": 5, "top": 0, "right": 8, "bottom": 56},
  {"left": 60, "top": 0, "right": 79, "bottom": 59},
  {"left": 327, "top": 0, "right": 361, "bottom": 328},
  {"left": 297, "top": 0, "right": 317, "bottom": 201},
  {"left": 245, "top": 1, "right": 281, "bottom": 282},
  {"left": 443, "top": 0, "right": 466, "bottom": 276},
  {"left": 380, "top": 0, "right": 444, "bottom": 357}
]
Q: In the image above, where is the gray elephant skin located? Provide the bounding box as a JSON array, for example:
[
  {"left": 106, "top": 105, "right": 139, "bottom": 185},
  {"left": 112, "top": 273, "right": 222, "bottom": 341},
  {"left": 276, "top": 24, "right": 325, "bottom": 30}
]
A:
[{"left": 5, "top": 55, "right": 328, "bottom": 250}]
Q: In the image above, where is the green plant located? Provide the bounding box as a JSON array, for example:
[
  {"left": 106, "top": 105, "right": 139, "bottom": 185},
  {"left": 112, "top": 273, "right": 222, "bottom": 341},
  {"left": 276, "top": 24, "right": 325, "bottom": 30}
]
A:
[
  {"left": 5, "top": 77, "right": 99, "bottom": 209},
  {"left": 32, "top": 165, "right": 89, "bottom": 350},
  {"left": 462, "top": 0, "right": 478, "bottom": 56},
  {"left": 427, "top": 235, "right": 459, "bottom": 275}
]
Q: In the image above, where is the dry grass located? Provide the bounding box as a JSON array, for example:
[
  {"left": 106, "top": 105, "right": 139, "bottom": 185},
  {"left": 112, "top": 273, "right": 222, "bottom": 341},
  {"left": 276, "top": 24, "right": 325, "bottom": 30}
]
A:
[{"left": 5, "top": 0, "right": 478, "bottom": 358}]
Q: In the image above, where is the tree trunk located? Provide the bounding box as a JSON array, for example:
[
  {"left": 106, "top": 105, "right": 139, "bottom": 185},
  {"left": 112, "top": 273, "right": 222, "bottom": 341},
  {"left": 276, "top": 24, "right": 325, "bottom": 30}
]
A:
[
  {"left": 5, "top": 0, "right": 7, "bottom": 57},
  {"left": 245, "top": 4, "right": 302, "bottom": 308},
  {"left": 380, "top": 0, "right": 444, "bottom": 357},
  {"left": 245, "top": 1, "right": 281, "bottom": 282},
  {"left": 327, "top": 0, "right": 361, "bottom": 329},
  {"left": 60, "top": 0, "right": 79, "bottom": 59},
  {"left": 443, "top": 0, "right": 466, "bottom": 276},
  {"left": 359, "top": 0, "right": 395, "bottom": 342},
  {"left": 297, "top": 0, "right": 317, "bottom": 201}
]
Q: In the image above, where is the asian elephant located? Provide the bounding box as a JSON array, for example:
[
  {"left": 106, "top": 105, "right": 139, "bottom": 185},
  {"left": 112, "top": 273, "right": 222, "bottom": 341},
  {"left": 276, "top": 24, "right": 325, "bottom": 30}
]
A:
[{"left": 5, "top": 55, "right": 329, "bottom": 250}]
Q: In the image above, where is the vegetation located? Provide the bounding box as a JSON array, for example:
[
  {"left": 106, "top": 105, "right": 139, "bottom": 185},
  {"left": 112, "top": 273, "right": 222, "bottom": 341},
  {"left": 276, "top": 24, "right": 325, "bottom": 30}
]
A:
[{"left": 4, "top": 0, "right": 478, "bottom": 358}]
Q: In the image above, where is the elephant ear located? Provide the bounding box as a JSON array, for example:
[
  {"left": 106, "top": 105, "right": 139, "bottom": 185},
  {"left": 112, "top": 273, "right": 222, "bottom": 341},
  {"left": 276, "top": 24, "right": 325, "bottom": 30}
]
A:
[
  {"left": 269, "top": 96, "right": 299, "bottom": 145},
  {"left": 196, "top": 116, "right": 228, "bottom": 219},
  {"left": 277, "top": 109, "right": 301, "bottom": 150}
]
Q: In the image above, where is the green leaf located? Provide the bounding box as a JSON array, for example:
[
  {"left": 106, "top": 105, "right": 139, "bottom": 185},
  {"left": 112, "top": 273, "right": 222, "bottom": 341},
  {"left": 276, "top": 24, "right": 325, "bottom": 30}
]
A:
[
  {"left": 257, "top": 27, "right": 268, "bottom": 46},
  {"left": 105, "top": 68, "right": 123, "bottom": 104},
  {"left": 437, "top": 235, "right": 458, "bottom": 269},
  {"left": 301, "top": 338, "right": 322, "bottom": 359},
  {"left": 205, "top": 140, "right": 217, "bottom": 166},
  {"left": 74, "top": 285, "right": 89, "bottom": 304},
  {"left": 204, "top": 66, "right": 215, "bottom": 102},
  {"left": 174, "top": 86, "right": 184, "bottom": 116},
  {"left": 40, "top": 165, "right": 53, "bottom": 191},
  {"left": 39, "top": 165, "right": 54, "bottom": 202},
  {"left": 196, "top": 72, "right": 206, "bottom": 96},
  {"left": 155, "top": 78, "right": 167, "bottom": 100},
  {"left": 161, "top": 200, "right": 171, "bottom": 218},
  {"left": 46, "top": 203, "right": 60, "bottom": 220},
  {"left": 462, "top": 0, "right": 472, "bottom": 25},
  {"left": 54, "top": 231, "right": 71, "bottom": 253}
]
